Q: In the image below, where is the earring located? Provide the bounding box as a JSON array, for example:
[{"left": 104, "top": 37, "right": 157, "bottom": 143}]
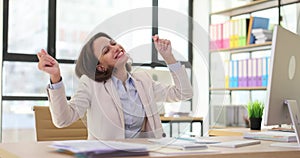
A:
[{"left": 96, "top": 65, "right": 106, "bottom": 72}]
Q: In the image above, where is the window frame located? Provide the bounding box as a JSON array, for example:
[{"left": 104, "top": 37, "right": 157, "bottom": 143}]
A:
[
  {"left": 2, "top": 0, "right": 193, "bottom": 101},
  {"left": 1, "top": 0, "right": 193, "bottom": 143}
]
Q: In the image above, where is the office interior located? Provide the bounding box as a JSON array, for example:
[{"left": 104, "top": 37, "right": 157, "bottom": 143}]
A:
[{"left": 0, "top": 0, "right": 300, "bottom": 143}]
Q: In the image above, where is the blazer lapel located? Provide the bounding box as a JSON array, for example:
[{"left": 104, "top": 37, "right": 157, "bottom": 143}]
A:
[
  {"left": 104, "top": 79, "right": 125, "bottom": 128},
  {"left": 133, "top": 78, "right": 155, "bottom": 131}
]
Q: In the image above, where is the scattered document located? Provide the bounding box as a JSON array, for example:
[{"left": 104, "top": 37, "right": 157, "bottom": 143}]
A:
[
  {"left": 153, "top": 148, "right": 220, "bottom": 155},
  {"left": 270, "top": 142, "right": 300, "bottom": 148},
  {"left": 170, "top": 137, "right": 220, "bottom": 144},
  {"left": 243, "top": 131, "right": 297, "bottom": 142},
  {"left": 50, "top": 140, "right": 149, "bottom": 157},
  {"left": 210, "top": 140, "right": 261, "bottom": 148},
  {"left": 194, "top": 138, "right": 221, "bottom": 144},
  {"left": 148, "top": 138, "right": 208, "bottom": 150}
]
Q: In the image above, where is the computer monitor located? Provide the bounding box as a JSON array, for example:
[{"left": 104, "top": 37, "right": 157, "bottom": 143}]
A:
[{"left": 264, "top": 25, "right": 300, "bottom": 145}]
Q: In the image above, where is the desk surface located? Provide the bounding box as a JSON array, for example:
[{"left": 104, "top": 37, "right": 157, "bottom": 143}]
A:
[
  {"left": 160, "top": 116, "right": 203, "bottom": 122},
  {"left": 209, "top": 127, "right": 256, "bottom": 136},
  {"left": 208, "top": 127, "right": 272, "bottom": 136},
  {"left": 1, "top": 136, "right": 300, "bottom": 158}
]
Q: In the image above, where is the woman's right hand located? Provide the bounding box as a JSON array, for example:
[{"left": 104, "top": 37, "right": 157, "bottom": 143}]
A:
[{"left": 37, "top": 49, "right": 61, "bottom": 83}]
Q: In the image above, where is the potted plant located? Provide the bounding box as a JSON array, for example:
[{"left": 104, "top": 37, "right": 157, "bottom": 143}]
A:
[{"left": 247, "top": 100, "right": 264, "bottom": 130}]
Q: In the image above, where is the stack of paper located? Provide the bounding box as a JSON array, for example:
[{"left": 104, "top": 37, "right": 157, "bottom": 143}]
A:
[
  {"left": 251, "top": 28, "right": 273, "bottom": 44},
  {"left": 148, "top": 138, "right": 208, "bottom": 150},
  {"left": 195, "top": 138, "right": 221, "bottom": 144},
  {"left": 243, "top": 131, "right": 297, "bottom": 142},
  {"left": 50, "top": 140, "right": 149, "bottom": 157},
  {"left": 153, "top": 148, "right": 220, "bottom": 155},
  {"left": 210, "top": 140, "right": 261, "bottom": 148},
  {"left": 173, "top": 137, "right": 221, "bottom": 144}
]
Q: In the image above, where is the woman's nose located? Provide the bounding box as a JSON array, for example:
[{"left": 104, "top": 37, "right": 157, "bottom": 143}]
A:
[{"left": 112, "top": 46, "right": 121, "bottom": 53}]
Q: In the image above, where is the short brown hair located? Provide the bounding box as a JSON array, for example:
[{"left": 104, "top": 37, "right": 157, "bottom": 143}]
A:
[
  {"left": 75, "top": 32, "right": 113, "bottom": 82},
  {"left": 75, "top": 32, "right": 131, "bottom": 82}
]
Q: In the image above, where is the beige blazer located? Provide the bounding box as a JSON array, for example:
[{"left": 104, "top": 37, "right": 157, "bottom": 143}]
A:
[{"left": 47, "top": 65, "right": 193, "bottom": 140}]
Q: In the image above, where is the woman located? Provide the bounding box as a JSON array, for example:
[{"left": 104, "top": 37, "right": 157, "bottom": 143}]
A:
[{"left": 37, "top": 32, "right": 193, "bottom": 140}]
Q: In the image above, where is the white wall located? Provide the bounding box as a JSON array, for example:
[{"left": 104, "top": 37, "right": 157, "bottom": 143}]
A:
[
  {"left": 0, "top": 0, "right": 3, "bottom": 141},
  {"left": 297, "top": 4, "right": 300, "bottom": 35},
  {"left": 193, "top": 0, "right": 210, "bottom": 136},
  {"left": 211, "top": 0, "right": 250, "bottom": 13}
]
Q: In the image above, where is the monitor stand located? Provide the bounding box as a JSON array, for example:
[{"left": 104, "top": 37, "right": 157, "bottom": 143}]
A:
[{"left": 270, "top": 100, "right": 300, "bottom": 148}]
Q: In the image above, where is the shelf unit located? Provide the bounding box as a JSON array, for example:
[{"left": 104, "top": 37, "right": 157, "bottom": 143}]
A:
[
  {"left": 210, "top": 87, "right": 267, "bottom": 91},
  {"left": 208, "top": 0, "right": 300, "bottom": 128},
  {"left": 210, "top": 42, "right": 272, "bottom": 54},
  {"left": 210, "top": 0, "right": 300, "bottom": 17},
  {"left": 209, "top": 44, "right": 270, "bottom": 127}
]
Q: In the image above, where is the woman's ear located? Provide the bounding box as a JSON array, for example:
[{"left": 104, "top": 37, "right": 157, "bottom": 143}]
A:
[{"left": 96, "top": 64, "right": 106, "bottom": 72}]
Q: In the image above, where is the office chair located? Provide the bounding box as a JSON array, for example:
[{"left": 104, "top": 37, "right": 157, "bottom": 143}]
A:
[{"left": 33, "top": 106, "right": 88, "bottom": 141}]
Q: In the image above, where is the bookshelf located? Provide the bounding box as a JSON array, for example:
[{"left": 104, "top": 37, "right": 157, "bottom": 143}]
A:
[
  {"left": 210, "top": 87, "right": 267, "bottom": 91},
  {"left": 210, "top": 42, "right": 272, "bottom": 54},
  {"left": 209, "top": 32, "right": 272, "bottom": 127},
  {"left": 208, "top": 0, "right": 300, "bottom": 128},
  {"left": 210, "top": 0, "right": 300, "bottom": 17}
]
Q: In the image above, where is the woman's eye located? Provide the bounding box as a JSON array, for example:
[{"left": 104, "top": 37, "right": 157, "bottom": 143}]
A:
[{"left": 103, "top": 47, "right": 109, "bottom": 54}]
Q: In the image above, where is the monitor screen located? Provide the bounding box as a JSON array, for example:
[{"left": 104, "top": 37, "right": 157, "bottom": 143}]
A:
[{"left": 264, "top": 25, "right": 300, "bottom": 126}]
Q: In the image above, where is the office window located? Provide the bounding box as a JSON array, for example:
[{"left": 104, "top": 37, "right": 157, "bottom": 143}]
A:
[
  {"left": 56, "top": 0, "right": 153, "bottom": 101},
  {"left": 59, "top": 64, "right": 79, "bottom": 96},
  {"left": 2, "top": 62, "right": 49, "bottom": 96},
  {"left": 2, "top": 0, "right": 192, "bottom": 142},
  {"left": 158, "top": 0, "right": 189, "bottom": 62},
  {"left": 280, "top": 3, "right": 300, "bottom": 33},
  {"left": 2, "top": 101, "right": 48, "bottom": 142},
  {"left": 211, "top": 0, "right": 252, "bottom": 13},
  {"left": 56, "top": 0, "right": 152, "bottom": 60},
  {"left": 7, "top": 0, "right": 48, "bottom": 54}
]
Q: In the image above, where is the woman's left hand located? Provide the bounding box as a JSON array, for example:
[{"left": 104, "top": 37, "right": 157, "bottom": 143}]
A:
[{"left": 152, "top": 35, "right": 176, "bottom": 64}]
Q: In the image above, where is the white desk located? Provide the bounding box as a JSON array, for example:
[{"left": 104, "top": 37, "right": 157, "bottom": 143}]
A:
[
  {"left": 1, "top": 136, "right": 300, "bottom": 158},
  {"left": 160, "top": 116, "right": 203, "bottom": 137}
]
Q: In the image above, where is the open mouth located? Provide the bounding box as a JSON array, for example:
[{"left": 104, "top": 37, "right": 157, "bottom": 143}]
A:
[{"left": 114, "top": 50, "right": 125, "bottom": 59}]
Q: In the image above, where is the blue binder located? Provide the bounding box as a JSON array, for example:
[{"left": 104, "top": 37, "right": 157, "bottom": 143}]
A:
[{"left": 262, "top": 57, "right": 269, "bottom": 87}]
